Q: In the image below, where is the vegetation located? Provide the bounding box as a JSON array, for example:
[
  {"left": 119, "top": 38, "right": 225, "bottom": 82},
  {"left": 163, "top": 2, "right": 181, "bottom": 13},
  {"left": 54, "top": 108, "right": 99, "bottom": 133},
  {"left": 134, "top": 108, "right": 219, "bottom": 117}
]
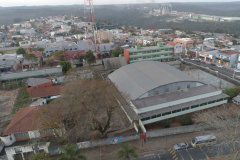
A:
[
  {"left": 70, "top": 29, "right": 84, "bottom": 35},
  {"left": 51, "top": 50, "right": 66, "bottom": 61},
  {"left": 37, "top": 48, "right": 45, "bottom": 51},
  {"left": 25, "top": 54, "right": 38, "bottom": 68},
  {"left": 60, "top": 143, "right": 86, "bottom": 160},
  {"left": 116, "top": 143, "right": 138, "bottom": 160},
  {"left": 60, "top": 61, "right": 72, "bottom": 73},
  {"left": 84, "top": 50, "right": 96, "bottom": 65},
  {"left": 37, "top": 80, "right": 120, "bottom": 142},
  {"left": 1, "top": 81, "right": 23, "bottom": 90},
  {"left": 223, "top": 87, "right": 240, "bottom": 98},
  {"left": 16, "top": 47, "right": 26, "bottom": 55},
  {"left": 45, "top": 59, "right": 55, "bottom": 67},
  {"left": 32, "top": 152, "right": 49, "bottom": 160},
  {"left": 181, "top": 115, "right": 193, "bottom": 126},
  {"left": 111, "top": 46, "right": 122, "bottom": 57},
  {"left": 162, "top": 119, "right": 170, "bottom": 128},
  {"left": 13, "top": 86, "right": 31, "bottom": 114}
]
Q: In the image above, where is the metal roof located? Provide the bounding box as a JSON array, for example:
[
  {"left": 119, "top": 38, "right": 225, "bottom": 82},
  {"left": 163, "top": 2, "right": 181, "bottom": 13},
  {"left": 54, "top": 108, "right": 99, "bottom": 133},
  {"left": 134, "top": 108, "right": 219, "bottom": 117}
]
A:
[
  {"left": 0, "top": 68, "right": 62, "bottom": 81},
  {"left": 108, "top": 61, "right": 197, "bottom": 100},
  {"left": 27, "top": 78, "right": 51, "bottom": 87},
  {"left": 103, "top": 57, "right": 127, "bottom": 70},
  {"left": 126, "top": 45, "right": 173, "bottom": 52}
]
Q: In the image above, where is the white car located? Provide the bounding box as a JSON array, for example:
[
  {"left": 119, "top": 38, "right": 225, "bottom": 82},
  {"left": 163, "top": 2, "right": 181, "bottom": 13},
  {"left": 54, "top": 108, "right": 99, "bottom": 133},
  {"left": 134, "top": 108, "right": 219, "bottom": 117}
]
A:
[
  {"left": 191, "top": 59, "right": 195, "bottom": 61},
  {"left": 217, "top": 65, "right": 223, "bottom": 68},
  {"left": 173, "top": 143, "right": 190, "bottom": 150}
]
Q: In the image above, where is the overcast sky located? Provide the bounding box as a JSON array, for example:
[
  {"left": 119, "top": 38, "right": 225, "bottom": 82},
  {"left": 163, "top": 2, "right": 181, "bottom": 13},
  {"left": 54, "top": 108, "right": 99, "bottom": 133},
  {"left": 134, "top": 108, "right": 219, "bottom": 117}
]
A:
[{"left": 0, "top": 0, "right": 238, "bottom": 7}]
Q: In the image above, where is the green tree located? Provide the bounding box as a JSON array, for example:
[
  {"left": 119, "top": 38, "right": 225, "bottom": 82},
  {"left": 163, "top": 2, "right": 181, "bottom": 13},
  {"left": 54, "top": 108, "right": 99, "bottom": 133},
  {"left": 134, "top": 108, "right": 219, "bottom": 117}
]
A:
[
  {"left": 181, "top": 115, "right": 193, "bottom": 126},
  {"left": 200, "top": 35, "right": 205, "bottom": 40},
  {"left": 37, "top": 48, "right": 45, "bottom": 51},
  {"left": 60, "top": 61, "right": 72, "bottom": 73},
  {"left": 116, "top": 143, "right": 138, "bottom": 160},
  {"left": 84, "top": 50, "right": 96, "bottom": 65},
  {"left": 16, "top": 47, "right": 26, "bottom": 55},
  {"left": 162, "top": 119, "right": 170, "bottom": 128},
  {"left": 51, "top": 50, "right": 66, "bottom": 61},
  {"left": 25, "top": 54, "right": 38, "bottom": 68},
  {"left": 112, "top": 46, "right": 122, "bottom": 57},
  {"left": 232, "top": 40, "right": 238, "bottom": 45},
  {"left": 60, "top": 143, "right": 86, "bottom": 160},
  {"left": 45, "top": 59, "right": 54, "bottom": 67},
  {"left": 180, "top": 35, "right": 188, "bottom": 38},
  {"left": 223, "top": 87, "right": 240, "bottom": 98},
  {"left": 32, "top": 152, "right": 49, "bottom": 160}
]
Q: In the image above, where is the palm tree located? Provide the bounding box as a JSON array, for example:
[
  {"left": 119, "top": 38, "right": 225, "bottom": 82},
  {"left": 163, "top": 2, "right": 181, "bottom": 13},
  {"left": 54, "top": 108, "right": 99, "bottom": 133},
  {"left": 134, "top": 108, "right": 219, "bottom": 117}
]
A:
[
  {"left": 116, "top": 143, "right": 138, "bottom": 160},
  {"left": 59, "top": 143, "right": 86, "bottom": 160}
]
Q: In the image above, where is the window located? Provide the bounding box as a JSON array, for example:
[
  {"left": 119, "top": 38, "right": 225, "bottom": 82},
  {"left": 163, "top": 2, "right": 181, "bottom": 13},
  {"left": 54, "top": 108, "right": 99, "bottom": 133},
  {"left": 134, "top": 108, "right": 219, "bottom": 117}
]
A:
[
  {"left": 177, "top": 86, "right": 181, "bottom": 90},
  {"left": 14, "top": 132, "right": 29, "bottom": 138},
  {"left": 165, "top": 88, "right": 169, "bottom": 92},
  {"left": 162, "top": 112, "right": 171, "bottom": 116},
  {"left": 187, "top": 84, "right": 190, "bottom": 88},
  {"left": 182, "top": 107, "right": 190, "bottom": 111},
  {"left": 40, "top": 129, "right": 52, "bottom": 135}
]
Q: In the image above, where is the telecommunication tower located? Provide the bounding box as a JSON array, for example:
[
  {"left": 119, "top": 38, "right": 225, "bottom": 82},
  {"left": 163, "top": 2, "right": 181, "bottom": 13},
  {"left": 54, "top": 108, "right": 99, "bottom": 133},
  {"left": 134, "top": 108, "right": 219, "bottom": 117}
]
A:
[{"left": 84, "top": 0, "right": 100, "bottom": 52}]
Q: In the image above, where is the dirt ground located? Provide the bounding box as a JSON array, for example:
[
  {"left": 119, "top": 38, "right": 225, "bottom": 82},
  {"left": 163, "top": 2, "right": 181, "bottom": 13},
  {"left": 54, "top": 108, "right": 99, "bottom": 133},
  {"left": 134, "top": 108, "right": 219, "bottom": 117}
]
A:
[{"left": 0, "top": 89, "right": 19, "bottom": 117}]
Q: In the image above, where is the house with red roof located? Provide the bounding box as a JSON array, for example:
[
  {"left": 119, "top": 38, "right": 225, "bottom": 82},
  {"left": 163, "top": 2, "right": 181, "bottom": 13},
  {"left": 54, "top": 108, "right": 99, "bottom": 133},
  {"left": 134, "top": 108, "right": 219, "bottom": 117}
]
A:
[
  {"left": 29, "top": 85, "right": 63, "bottom": 101},
  {"left": 28, "top": 51, "right": 43, "bottom": 57},
  {"left": 27, "top": 78, "right": 52, "bottom": 93},
  {"left": 0, "top": 106, "right": 53, "bottom": 160},
  {"left": 65, "top": 50, "right": 85, "bottom": 61}
]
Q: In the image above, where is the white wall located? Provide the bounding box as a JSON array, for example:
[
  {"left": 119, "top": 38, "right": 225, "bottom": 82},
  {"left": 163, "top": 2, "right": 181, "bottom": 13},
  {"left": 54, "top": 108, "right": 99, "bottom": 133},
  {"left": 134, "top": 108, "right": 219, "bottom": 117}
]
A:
[
  {"left": 142, "top": 100, "right": 227, "bottom": 125},
  {"left": 0, "top": 134, "right": 16, "bottom": 146}
]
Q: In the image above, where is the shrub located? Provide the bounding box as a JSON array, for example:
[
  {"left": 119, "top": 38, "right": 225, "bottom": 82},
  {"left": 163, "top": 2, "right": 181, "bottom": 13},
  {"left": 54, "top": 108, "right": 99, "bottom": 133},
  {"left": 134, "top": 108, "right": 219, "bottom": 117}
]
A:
[
  {"left": 162, "top": 119, "right": 170, "bottom": 128},
  {"left": 181, "top": 115, "right": 193, "bottom": 126}
]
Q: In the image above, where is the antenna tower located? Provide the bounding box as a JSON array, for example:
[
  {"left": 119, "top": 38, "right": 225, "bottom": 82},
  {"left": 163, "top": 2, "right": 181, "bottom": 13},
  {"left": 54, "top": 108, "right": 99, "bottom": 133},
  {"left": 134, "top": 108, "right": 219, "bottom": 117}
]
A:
[{"left": 84, "top": 0, "right": 99, "bottom": 52}]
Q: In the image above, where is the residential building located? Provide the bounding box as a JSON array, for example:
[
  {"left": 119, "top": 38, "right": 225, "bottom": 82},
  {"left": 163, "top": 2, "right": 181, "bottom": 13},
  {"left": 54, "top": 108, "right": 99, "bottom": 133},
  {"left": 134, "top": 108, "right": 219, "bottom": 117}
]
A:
[
  {"left": 198, "top": 49, "right": 218, "bottom": 62},
  {"left": 0, "top": 54, "right": 19, "bottom": 73},
  {"left": 19, "top": 41, "right": 31, "bottom": 47},
  {"left": 27, "top": 78, "right": 52, "bottom": 93},
  {"left": 237, "top": 55, "right": 240, "bottom": 70},
  {"left": 29, "top": 85, "right": 62, "bottom": 101},
  {"left": 168, "top": 42, "right": 183, "bottom": 54},
  {"left": 0, "top": 106, "right": 52, "bottom": 160},
  {"left": 173, "top": 38, "right": 194, "bottom": 48},
  {"left": 98, "top": 29, "right": 113, "bottom": 43},
  {"left": 215, "top": 50, "right": 240, "bottom": 68},
  {"left": 135, "top": 36, "right": 152, "bottom": 46},
  {"left": 124, "top": 43, "right": 174, "bottom": 64},
  {"left": 108, "top": 61, "right": 229, "bottom": 132}
]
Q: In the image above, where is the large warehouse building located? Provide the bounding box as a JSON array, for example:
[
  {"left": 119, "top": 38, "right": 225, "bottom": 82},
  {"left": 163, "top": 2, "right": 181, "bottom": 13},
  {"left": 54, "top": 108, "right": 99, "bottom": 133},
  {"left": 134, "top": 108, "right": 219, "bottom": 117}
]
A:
[{"left": 108, "top": 61, "right": 228, "bottom": 132}]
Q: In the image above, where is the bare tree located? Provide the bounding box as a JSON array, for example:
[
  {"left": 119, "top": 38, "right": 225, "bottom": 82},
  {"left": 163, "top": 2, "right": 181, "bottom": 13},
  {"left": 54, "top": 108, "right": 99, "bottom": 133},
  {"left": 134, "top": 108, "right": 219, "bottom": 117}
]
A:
[
  {"left": 36, "top": 80, "right": 120, "bottom": 142},
  {"left": 195, "top": 104, "right": 240, "bottom": 160}
]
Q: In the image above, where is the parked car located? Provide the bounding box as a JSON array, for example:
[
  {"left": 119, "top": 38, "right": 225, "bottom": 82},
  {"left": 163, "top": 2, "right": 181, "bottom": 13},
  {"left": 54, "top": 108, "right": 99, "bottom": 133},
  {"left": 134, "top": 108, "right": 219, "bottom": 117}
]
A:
[
  {"left": 191, "top": 59, "right": 195, "bottom": 61},
  {"left": 217, "top": 65, "right": 223, "bottom": 68},
  {"left": 211, "top": 63, "right": 216, "bottom": 66},
  {"left": 196, "top": 59, "right": 200, "bottom": 62},
  {"left": 200, "top": 61, "right": 205, "bottom": 63},
  {"left": 173, "top": 143, "right": 190, "bottom": 150}
]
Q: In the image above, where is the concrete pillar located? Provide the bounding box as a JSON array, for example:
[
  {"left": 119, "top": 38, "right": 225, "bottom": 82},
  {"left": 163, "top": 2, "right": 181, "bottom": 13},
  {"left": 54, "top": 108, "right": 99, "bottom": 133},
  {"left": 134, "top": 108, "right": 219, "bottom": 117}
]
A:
[{"left": 21, "top": 152, "right": 25, "bottom": 160}]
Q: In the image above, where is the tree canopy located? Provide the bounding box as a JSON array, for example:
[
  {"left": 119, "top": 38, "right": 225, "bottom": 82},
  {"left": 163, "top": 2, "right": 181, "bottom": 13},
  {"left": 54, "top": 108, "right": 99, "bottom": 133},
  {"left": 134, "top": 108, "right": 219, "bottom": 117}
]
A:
[
  {"left": 60, "top": 143, "right": 86, "bottom": 160},
  {"left": 84, "top": 50, "right": 96, "bottom": 65},
  {"left": 116, "top": 143, "right": 138, "bottom": 160},
  {"left": 51, "top": 50, "right": 66, "bottom": 61},
  {"left": 112, "top": 46, "right": 122, "bottom": 57},
  {"left": 60, "top": 61, "right": 72, "bottom": 73},
  {"left": 16, "top": 47, "right": 26, "bottom": 55}
]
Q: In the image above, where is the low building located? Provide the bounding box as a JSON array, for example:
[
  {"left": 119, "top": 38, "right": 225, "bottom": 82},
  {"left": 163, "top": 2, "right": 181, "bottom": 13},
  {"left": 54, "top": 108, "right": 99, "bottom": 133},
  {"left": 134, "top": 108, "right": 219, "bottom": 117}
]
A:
[
  {"left": 27, "top": 78, "right": 52, "bottom": 93},
  {"left": 108, "top": 61, "right": 228, "bottom": 132},
  {"left": 168, "top": 42, "right": 183, "bottom": 54},
  {"left": 124, "top": 43, "right": 174, "bottom": 64},
  {"left": 29, "top": 85, "right": 62, "bottom": 101},
  {"left": 173, "top": 38, "right": 194, "bottom": 48},
  {"left": 198, "top": 49, "right": 218, "bottom": 62},
  {"left": 215, "top": 50, "right": 240, "bottom": 68},
  {"left": 103, "top": 57, "right": 127, "bottom": 70},
  {"left": 29, "top": 98, "right": 47, "bottom": 107}
]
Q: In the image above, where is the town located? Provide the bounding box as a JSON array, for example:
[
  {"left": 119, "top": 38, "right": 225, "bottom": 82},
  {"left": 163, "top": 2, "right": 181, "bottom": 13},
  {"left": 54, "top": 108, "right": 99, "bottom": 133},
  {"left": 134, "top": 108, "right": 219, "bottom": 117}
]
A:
[{"left": 0, "top": 1, "right": 240, "bottom": 160}]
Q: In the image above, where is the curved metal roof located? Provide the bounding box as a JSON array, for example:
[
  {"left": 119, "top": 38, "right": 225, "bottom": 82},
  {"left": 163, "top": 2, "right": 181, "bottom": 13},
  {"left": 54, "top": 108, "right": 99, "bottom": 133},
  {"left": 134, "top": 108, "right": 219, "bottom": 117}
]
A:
[{"left": 108, "top": 61, "right": 198, "bottom": 100}]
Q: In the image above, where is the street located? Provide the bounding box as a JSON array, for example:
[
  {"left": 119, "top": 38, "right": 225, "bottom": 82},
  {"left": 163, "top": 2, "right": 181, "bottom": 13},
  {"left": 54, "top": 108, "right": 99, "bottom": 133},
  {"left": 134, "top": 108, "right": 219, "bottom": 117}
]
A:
[
  {"left": 138, "top": 145, "right": 232, "bottom": 160},
  {"left": 182, "top": 58, "right": 240, "bottom": 80}
]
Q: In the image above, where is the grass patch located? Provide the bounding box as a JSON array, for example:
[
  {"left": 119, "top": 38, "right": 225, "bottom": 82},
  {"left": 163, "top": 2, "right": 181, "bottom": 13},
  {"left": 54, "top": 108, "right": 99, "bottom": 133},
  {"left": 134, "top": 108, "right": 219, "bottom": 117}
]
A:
[{"left": 13, "top": 86, "right": 31, "bottom": 114}]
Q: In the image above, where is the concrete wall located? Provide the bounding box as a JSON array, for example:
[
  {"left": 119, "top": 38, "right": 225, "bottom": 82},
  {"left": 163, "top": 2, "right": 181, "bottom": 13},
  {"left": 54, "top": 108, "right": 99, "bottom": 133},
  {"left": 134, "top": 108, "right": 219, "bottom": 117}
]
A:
[{"left": 0, "top": 134, "right": 16, "bottom": 146}]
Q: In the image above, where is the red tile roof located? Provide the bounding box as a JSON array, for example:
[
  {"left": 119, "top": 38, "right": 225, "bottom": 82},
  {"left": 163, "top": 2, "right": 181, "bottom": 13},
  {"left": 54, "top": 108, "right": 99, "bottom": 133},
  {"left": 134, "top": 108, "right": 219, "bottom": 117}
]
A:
[
  {"left": 29, "top": 85, "right": 63, "bottom": 99},
  {"left": 29, "top": 51, "right": 43, "bottom": 57},
  {"left": 222, "top": 50, "right": 240, "bottom": 55},
  {"left": 3, "top": 106, "right": 42, "bottom": 135},
  {"left": 168, "top": 42, "right": 178, "bottom": 46},
  {"left": 65, "top": 50, "right": 85, "bottom": 61}
]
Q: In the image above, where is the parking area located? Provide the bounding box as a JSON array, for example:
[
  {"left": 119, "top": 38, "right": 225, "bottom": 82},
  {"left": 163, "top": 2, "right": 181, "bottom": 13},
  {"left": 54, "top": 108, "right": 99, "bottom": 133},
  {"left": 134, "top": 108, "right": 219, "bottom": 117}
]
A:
[{"left": 138, "top": 145, "right": 232, "bottom": 160}]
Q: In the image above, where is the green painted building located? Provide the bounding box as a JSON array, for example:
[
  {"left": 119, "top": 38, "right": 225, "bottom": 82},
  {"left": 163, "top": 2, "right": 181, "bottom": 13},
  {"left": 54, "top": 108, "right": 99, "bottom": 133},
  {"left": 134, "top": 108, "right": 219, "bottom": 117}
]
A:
[{"left": 124, "top": 43, "right": 174, "bottom": 64}]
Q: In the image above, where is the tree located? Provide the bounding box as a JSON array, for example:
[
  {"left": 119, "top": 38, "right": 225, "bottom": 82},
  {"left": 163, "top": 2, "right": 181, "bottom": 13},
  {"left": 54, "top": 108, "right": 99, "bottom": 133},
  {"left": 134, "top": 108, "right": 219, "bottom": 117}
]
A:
[
  {"left": 60, "top": 61, "right": 72, "bottom": 73},
  {"left": 52, "top": 50, "right": 66, "bottom": 61},
  {"left": 16, "top": 47, "right": 26, "bottom": 55},
  {"left": 181, "top": 115, "right": 193, "bottom": 125},
  {"left": 45, "top": 59, "right": 55, "bottom": 67},
  {"left": 60, "top": 143, "right": 86, "bottom": 160},
  {"left": 223, "top": 87, "right": 240, "bottom": 98},
  {"left": 195, "top": 104, "right": 240, "bottom": 160},
  {"left": 36, "top": 80, "right": 120, "bottom": 142},
  {"left": 232, "top": 40, "right": 238, "bottom": 45},
  {"left": 25, "top": 54, "right": 37, "bottom": 68},
  {"left": 112, "top": 46, "right": 122, "bottom": 57},
  {"left": 84, "top": 50, "right": 96, "bottom": 65},
  {"left": 37, "top": 48, "right": 45, "bottom": 51},
  {"left": 116, "top": 143, "right": 138, "bottom": 160},
  {"left": 32, "top": 152, "right": 49, "bottom": 160}
]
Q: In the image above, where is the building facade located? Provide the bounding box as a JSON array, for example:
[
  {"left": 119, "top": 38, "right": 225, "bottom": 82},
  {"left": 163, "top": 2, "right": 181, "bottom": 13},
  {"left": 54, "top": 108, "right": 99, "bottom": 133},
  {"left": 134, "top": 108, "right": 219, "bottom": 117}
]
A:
[
  {"left": 124, "top": 43, "right": 174, "bottom": 64},
  {"left": 173, "top": 38, "right": 194, "bottom": 48}
]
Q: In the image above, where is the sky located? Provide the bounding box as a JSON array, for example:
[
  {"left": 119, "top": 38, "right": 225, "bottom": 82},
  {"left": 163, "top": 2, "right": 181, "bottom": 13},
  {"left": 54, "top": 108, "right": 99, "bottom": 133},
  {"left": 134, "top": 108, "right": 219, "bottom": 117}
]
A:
[{"left": 0, "top": 0, "right": 239, "bottom": 7}]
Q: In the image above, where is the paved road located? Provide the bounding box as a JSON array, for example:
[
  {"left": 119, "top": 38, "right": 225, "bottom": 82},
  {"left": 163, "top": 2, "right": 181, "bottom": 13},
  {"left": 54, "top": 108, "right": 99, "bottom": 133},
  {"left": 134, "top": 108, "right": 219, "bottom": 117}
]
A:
[
  {"left": 138, "top": 145, "right": 232, "bottom": 160},
  {"left": 182, "top": 59, "right": 240, "bottom": 79}
]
